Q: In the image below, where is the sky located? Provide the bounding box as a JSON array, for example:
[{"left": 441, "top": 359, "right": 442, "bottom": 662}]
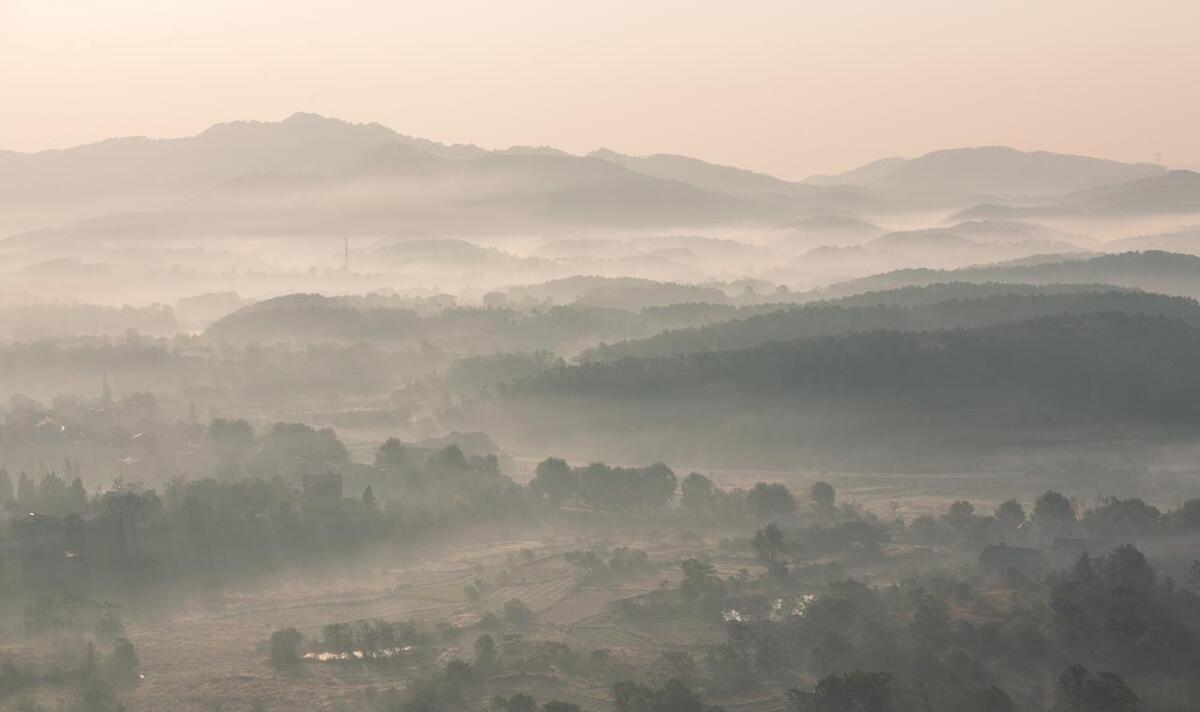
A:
[{"left": 2, "top": 0, "right": 1199, "bottom": 179}]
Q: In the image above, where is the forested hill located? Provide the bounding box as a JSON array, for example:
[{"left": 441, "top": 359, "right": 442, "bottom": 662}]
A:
[
  {"left": 824, "top": 251, "right": 1200, "bottom": 298},
  {"left": 580, "top": 290, "right": 1200, "bottom": 361},
  {"left": 513, "top": 312, "right": 1200, "bottom": 423},
  {"left": 823, "top": 281, "right": 1127, "bottom": 307}
]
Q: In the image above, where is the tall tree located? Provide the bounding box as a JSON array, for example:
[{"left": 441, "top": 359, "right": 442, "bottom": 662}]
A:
[
  {"left": 0, "top": 466, "right": 12, "bottom": 504},
  {"left": 1034, "top": 490, "right": 1077, "bottom": 534},
  {"left": 810, "top": 481, "right": 836, "bottom": 510},
  {"left": 531, "top": 457, "right": 577, "bottom": 507},
  {"left": 16, "top": 472, "right": 35, "bottom": 507}
]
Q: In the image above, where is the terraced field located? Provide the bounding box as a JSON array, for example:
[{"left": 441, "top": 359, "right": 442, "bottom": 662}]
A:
[
  {"left": 489, "top": 577, "right": 580, "bottom": 612},
  {"left": 566, "top": 624, "right": 656, "bottom": 650}
]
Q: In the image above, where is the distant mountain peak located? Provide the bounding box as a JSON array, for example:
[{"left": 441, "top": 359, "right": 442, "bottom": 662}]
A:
[{"left": 807, "top": 146, "right": 1164, "bottom": 197}]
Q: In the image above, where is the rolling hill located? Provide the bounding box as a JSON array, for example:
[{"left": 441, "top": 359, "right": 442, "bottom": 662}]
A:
[
  {"left": 450, "top": 312, "right": 1200, "bottom": 468},
  {"left": 579, "top": 288, "right": 1193, "bottom": 361},
  {"left": 1066, "top": 170, "right": 1200, "bottom": 215},
  {"left": 1106, "top": 227, "right": 1200, "bottom": 254},
  {"left": 822, "top": 251, "right": 1200, "bottom": 299}
]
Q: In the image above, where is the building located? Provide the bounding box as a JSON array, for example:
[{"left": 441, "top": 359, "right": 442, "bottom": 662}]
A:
[{"left": 979, "top": 542, "right": 1043, "bottom": 575}]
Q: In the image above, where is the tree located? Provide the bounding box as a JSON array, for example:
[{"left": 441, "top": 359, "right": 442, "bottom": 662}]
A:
[
  {"left": 106, "top": 638, "right": 140, "bottom": 687},
  {"left": 440, "top": 660, "right": 477, "bottom": 704},
  {"left": 270, "top": 627, "right": 304, "bottom": 671},
  {"left": 38, "top": 471, "right": 69, "bottom": 513},
  {"left": 638, "top": 462, "right": 678, "bottom": 509},
  {"left": 0, "top": 466, "right": 12, "bottom": 504},
  {"left": 681, "top": 473, "right": 717, "bottom": 512},
  {"left": 376, "top": 437, "right": 408, "bottom": 467},
  {"left": 751, "top": 524, "right": 790, "bottom": 572},
  {"left": 474, "top": 633, "right": 499, "bottom": 673},
  {"left": 16, "top": 472, "right": 34, "bottom": 507},
  {"left": 543, "top": 702, "right": 582, "bottom": 712},
  {"left": 1053, "top": 664, "right": 1138, "bottom": 712},
  {"left": 942, "top": 500, "right": 977, "bottom": 534},
  {"left": 614, "top": 681, "right": 656, "bottom": 712},
  {"left": 578, "top": 462, "right": 677, "bottom": 512},
  {"left": 1033, "top": 491, "right": 1076, "bottom": 534},
  {"left": 362, "top": 485, "right": 377, "bottom": 508},
  {"left": 679, "top": 559, "right": 722, "bottom": 602},
  {"left": 971, "top": 685, "right": 1016, "bottom": 712},
  {"left": 68, "top": 477, "right": 88, "bottom": 512},
  {"left": 78, "top": 680, "right": 125, "bottom": 712},
  {"left": 262, "top": 422, "right": 349, "bottom": 465},
  {"left": 494, "top": 693, "right": 538, "bottom": 712},
  {"left": 322, "top": 623, "right": 356, "bottom": 656},
  {"left": 612, "top": 679, "right": 701, "bottom": 712},
  {"left": 1081, "top": 497, "right": 1161, "bottom": 539},
  {"left": 810, "top": 481, "right": 836, "bottom": 510},
  {"left": 531, "top": 457, "right": 577, "bottom": 506},
  {"left": 747, "top": 483, "right": 797, "bottom": 519},
  {"left": 503, "top": 598, "right": 535, "bottom": 627},
  {"left": 430, "top": 445, "right": 470, "bottom": 473},
  {"left": 209, "top": 418, "right": 254, "bottom": 476},
  {"left": 654, "top": 678, "right": 703, "bottom": 712},
  {"left": 994, "top": 499, "right": 1026, "bottom": 528},
  {"left": 1176, "top": 498, "right": 1200, "bottom": 531},
  {"left": 787, "top": 671, "right": 896, "bottom": 712},
  {"left": 1100, "top": 544, "right": 1155, "bottom": 593}
]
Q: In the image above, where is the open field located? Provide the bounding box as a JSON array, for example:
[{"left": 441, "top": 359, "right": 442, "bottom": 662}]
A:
[{"left": 89, "top": 531, "right": 702, "bottom": 712}]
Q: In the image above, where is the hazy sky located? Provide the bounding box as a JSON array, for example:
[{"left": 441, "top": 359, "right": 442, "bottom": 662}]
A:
[{"left": 2, "top": 0, "right": 1198, "bottom": 178}]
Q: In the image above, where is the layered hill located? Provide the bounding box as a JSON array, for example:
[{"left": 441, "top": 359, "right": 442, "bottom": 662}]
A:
[
  {"left": 580, "top": 288, "right": 1192, "bottom": 361},
  {"left": 517, "top": 312, "right": 1200, "bottom": 424},
  {"left": 449, "top": 312, "right": 1200, "bottom": 467},
  {"left": 822, "top": 251, "right": 1200, "bottom": 299}
]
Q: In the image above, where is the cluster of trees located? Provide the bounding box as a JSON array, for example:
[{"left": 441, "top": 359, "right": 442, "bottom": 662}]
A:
[
  {"left": 680, "top": 475, "right": 853, "bottom": 525},
  {"left": 530, "top": 458, "right": 677, "bottom": 512},
  {"left": 784, "top": 664, "right": 1140, "bottom": 712},
  {"left": 269, "top": 618, "right": 433, "bottom": 670},
  {"left": 532, "top": 460, "right": 840, "bottom": 521},
  {"left": 335, "top": 628, "right": 717, "bottom": 712},
  {"left": 0, "top": 466, "right": 529, "bottom": 613},
  {"left": 906, "top": 489, "right": 1200, "bottom": 546},
  {"left": 0, "top": 464, "right": 88, "bottom": 515},
  {"left": 0, "top": 392, "right": 359, "bottom": 485},
  {"left": 1, "top": 597, "right": 139, "bottom": 712},
  {"left": 1050, "top": 545, "right": 1200, "bottom": 675},
  {"left": 617, "top": 531, "right": 1200, "bottom": 711},
  {"left": 563, "top": 545, "right": 654, "bottom": 584},
  {"left": 374, "top": 439, "right": 502, "bottom": 488}
]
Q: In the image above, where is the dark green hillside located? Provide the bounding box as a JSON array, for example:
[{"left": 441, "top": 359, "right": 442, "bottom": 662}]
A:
[{"left": 581, "top": 289, "right": 1197, "bottom": 361}]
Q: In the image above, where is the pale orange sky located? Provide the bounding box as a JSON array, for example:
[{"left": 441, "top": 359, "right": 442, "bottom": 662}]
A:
[{"left": 1, "top": 0, "right": 1198, "bottom": 179}]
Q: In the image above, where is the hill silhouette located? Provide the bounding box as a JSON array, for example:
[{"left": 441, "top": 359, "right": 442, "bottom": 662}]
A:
[{"left": 580, "top": 288, "right": 1191, "bottom": 361}]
